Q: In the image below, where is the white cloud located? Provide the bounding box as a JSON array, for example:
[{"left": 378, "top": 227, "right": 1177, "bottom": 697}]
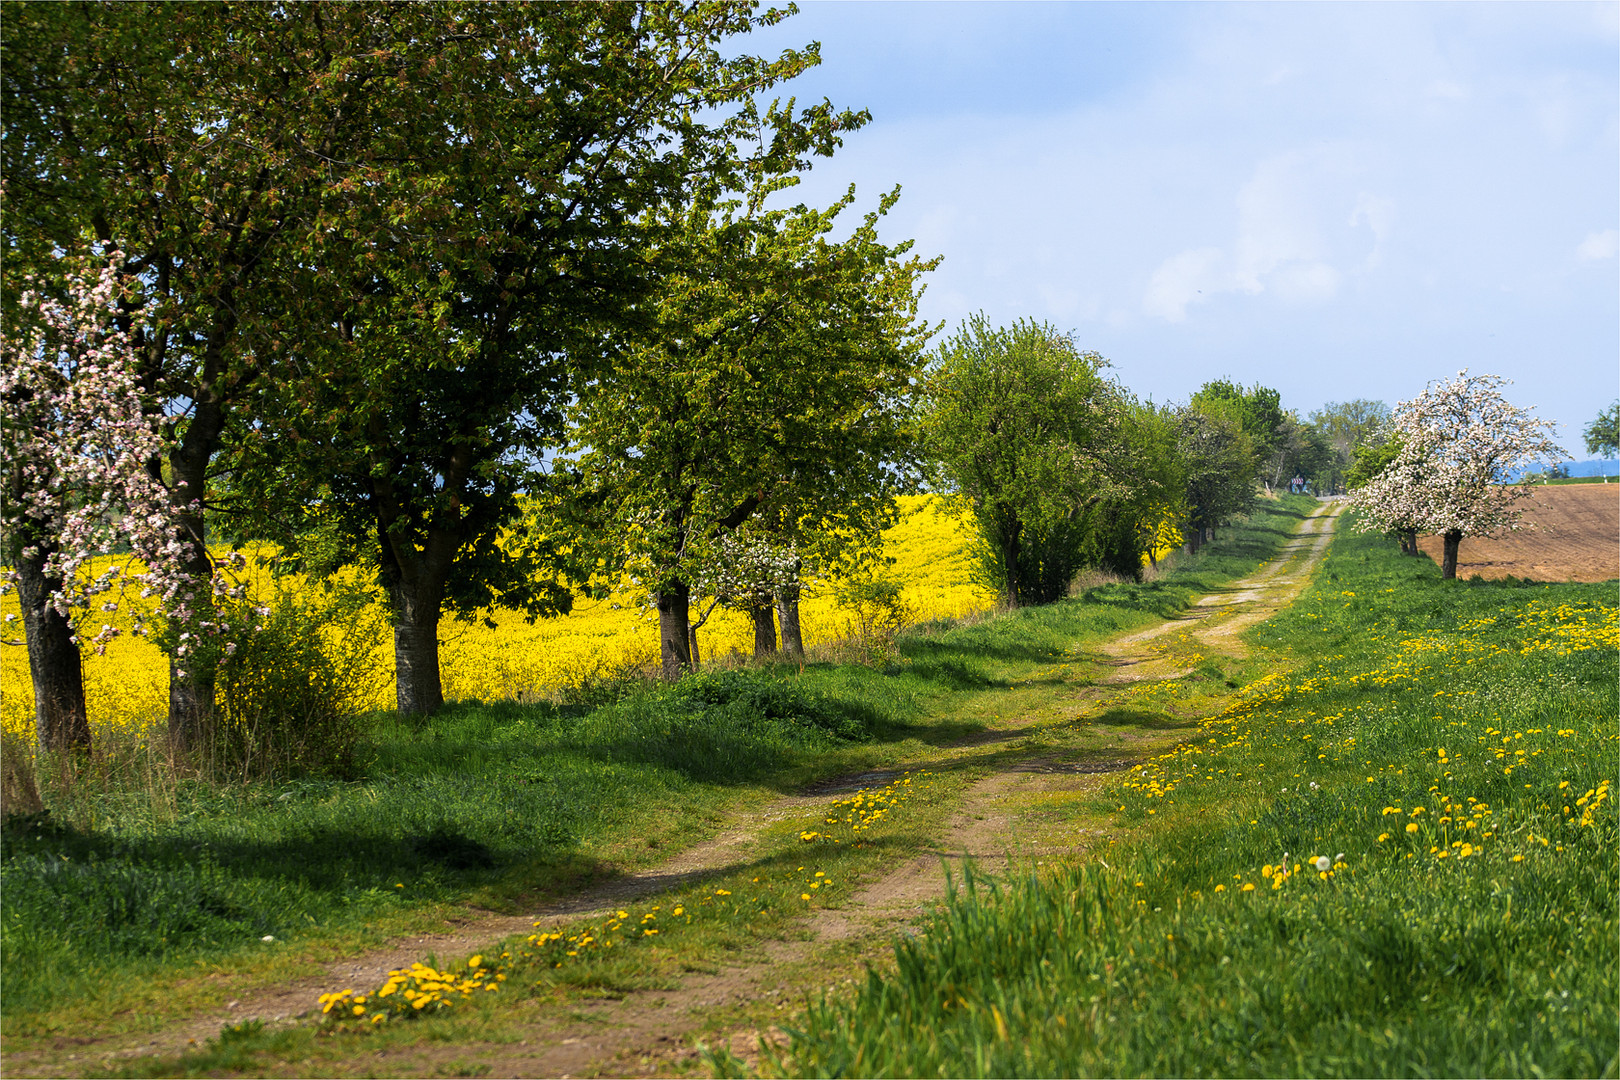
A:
[
  {"left": 1349, "top": 192, "right": 1395, "bottom": 269},
  {"left": 1577, "top": 229, "right": 1619, "bottom": 260},
  {"left": 1143, "top": 148, "right": 1380, "bottom": 321},
  {"left": 1143, "top": 247, "right": 1224, "bottom": 322}
]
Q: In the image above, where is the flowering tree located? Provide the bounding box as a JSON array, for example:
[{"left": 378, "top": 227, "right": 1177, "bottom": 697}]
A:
[
  {"left": 0, "top": 256, "right": 241, "bottom": 751},
  {"left": 1348, "top": 371, "right": 1564, "bottom": 578},
  {"left": 685, "top": 530, "right": 803, "bottom": 661}
]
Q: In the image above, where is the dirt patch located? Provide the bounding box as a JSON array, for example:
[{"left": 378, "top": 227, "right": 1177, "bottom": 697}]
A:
[
  {"left": 1413, "top": 484, "right": 1619, "bottom": 583},
  {"left": 1100, "top": 501, "right": 1341, "bottom": 668}
]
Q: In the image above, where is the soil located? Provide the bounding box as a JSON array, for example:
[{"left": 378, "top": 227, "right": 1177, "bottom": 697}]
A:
[
  {"left": 9, "top": 502, "right": 1344, "bottom": 1080},
  {"left": 1414, "top": 483, "right": 1619, "bottom": 583}
]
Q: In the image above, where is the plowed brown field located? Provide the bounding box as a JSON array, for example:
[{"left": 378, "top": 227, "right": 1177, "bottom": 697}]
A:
[{"left": 1415, "top": 483, "right": 1620, "bottom": 582}]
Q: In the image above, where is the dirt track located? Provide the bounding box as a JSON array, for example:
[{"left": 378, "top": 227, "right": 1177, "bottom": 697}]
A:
[
  {"left": 1414, "top": 483, "right": 1619, "bottom": 583},
  {"left": 10, "top": 502, "right": 1343, "bottom": 1079}
]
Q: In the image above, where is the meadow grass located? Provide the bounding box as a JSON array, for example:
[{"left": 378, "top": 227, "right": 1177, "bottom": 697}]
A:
[
  {"left": 0, "top": 496, "right": 1314, "bottom": 1060},
  {"left": 762, "top": 518, "right": 1618, "bottom": 1078}
]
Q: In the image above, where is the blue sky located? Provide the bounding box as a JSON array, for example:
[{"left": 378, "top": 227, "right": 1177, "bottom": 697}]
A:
[{"left": 741, "top": 2, "right": 1619, "bottom": 456}]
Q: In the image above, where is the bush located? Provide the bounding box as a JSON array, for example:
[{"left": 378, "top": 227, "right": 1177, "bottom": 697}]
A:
[
  {"left": 208, "top": 577, "right": 385, "bottom": 781},
  {"left": 834, "top": 575, "right": 914, "bottom": 666},
  {"left": 666, "top": 668, "right": 871, "bottom": 743}
]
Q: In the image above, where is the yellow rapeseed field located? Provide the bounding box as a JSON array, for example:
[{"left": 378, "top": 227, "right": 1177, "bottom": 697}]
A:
[{"left": 1, "top": 495, "right": 995, "bottom": 744}]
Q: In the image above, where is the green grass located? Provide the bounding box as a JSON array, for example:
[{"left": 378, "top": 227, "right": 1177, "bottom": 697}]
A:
[
  {"left": 761, "top": 515, "right": 1617, "bottom": 1078},
  {"left": 0, "top": 495, "right": 1317, "bottom": 1056}
]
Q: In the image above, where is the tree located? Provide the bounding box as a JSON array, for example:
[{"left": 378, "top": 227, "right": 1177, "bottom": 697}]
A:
[
  {"left": 1585, "top": 401, "right": 1619, "bottom": 460},
  {"left": 1190, "top": 379, "right": 1284, "bottom": 480},
  {"left": 10, "top": 3, "right": 851, "bottom": 717},
  {"left": 1090, "top": 399, "right": 1185, "bottom": 579},
  {"left": 0, "top": 255, "right": 228, "bottom": 751},
  {"left": 921, "top": 317, "right": 1123, "bottom": 607},
  {"left": 1307, "top": 399, "right": 1391, "bottom": 493},
  {"left": 1345, "top": 434, "right": 1418, "bottom": 555},
  {"left": 571, "top": 178, "right": 936, "bottom": 677},
  {"left": 1174, "top": 405, "right": 1254, "bottom": 553},
  {"left": 4, "top": 3, "right": 460, "bottom": 742},
  {"left": 1347, "top": 371, "right": 1564, "bottom": 578}
]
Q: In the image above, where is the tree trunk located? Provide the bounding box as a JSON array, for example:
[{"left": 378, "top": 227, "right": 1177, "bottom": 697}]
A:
[
  {"left": 15, "top": 539, "right": 91, "bottom": 753},
  {"left": 1441, "top": 530, "right": 1463, "bottom": 579},
  {"left": 383, "top": 559, "right": 448, "bottom": 715},
  {"left": 164, "top": 408, "right": 225, "bottom": 753},
  {"left": 1002, "top": 522, "right": 1022, "bottom": 609},
  {"left": 776, "top": 585, "right": 804, "bottom": 658},
  {"left": 751, "top": 598, "right": 777, "bottom": 659},
  {"left": 658, "top": 579, "right": 693, "bottom": 678},
  {"left": 166, "top": 474, "right": 218, "bottom": 752},
  {"left": 392, "top": 620, "right": 444, "bottom": 715},
  {"left": 378, "top": 516, "right": 454, "bottom": 716}
]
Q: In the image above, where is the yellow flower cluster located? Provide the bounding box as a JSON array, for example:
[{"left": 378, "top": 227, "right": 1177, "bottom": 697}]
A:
[
  {"left": 799, "top": 771, "right": 933, "bottom": 844},
  {"left": 3, "top": 496, "right": 994, "bottom": 743},
  {"left": 526, "top": 902, "right": 686, "bottom": 964},
  {"left": 1218, "top": 852, "right": 1348, "bottom": 895},
  {"left": 1508, "top": 601, "right": 1619, "bottom": 656},
  {"left": 318, "top": 956, "right": 504, "bottom": 1026}
]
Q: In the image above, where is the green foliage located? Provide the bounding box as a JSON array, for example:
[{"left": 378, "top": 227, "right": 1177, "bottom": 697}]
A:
[
  {"left": 1175, "top": 405, "right": 1255, "bottom": 542},
  {"left": 1306, "top": 398, "right": 1392, "bottom": 491},
  {"left": 921, "top": 316, "right": 1124, "bottom": 606},
  {"left": 834, "top": 575, "right": 916, "bottom": 665},
  {"left": 1191, "top": 378, "right": 1284, "bottom": 463},
  {"left": 1584, "top": 400, "right": 1619, "bottom": 458},
  {"left": 775, "top": 518, "right": 1617, "bottom": 1078},
  {"left": 1346, "top": 432, "right": 1404, "bottom": 489},
  {"left": 570, "top": 174, "right": 937, "bottom": 673},
  {"left": 207, "top": 578, "right": 387, "bottom": 782},
  {"left": 1090, "top": 399, "right": 1187, "bottom": 578}
]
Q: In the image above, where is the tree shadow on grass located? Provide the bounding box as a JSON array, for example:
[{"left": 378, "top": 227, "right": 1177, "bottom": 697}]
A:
[{"left": 1086, "top": 706, "right": 1196, "bottom": 731}]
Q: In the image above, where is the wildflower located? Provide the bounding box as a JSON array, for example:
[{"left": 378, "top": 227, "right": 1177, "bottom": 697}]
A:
[
  {"left": 1405, "top": 823, "right": 1419, "bottom": 833},
  {"left": 1314, "top": 855, "right": 1330, "bottom": 872},
  {"left": 1241, "top": 883, "right": 1255, "bottom": 892}
]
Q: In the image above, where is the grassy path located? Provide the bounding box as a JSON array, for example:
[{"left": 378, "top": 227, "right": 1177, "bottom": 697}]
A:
[{"left": 10, "top": 499, "right": 1335, "bottom": 1078}]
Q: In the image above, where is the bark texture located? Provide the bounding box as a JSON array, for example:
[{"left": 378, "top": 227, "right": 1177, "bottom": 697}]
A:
[
  {"left": 658, "top": 581, "right": 693, "bottom": 678},
  {"left": 1441, "top": 529, "right": 1463, "bottom": 579},
  {"left": 392, "top": 620, "right": 444, "bottom": 716},
  {"left": 775, "top": 584, "right": 804, "bottom": 657},
  {"left": 165, "top": 398, "right": 226, "bottom": 752},
  {"left": 15, "top": 540, "right": 91, "bottom": 752},
  {"left": 750, "top": 600, "right": 777, "bottom": 659}
]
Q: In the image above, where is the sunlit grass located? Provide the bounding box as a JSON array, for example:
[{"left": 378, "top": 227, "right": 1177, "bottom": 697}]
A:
[{"left": 766, "top": 518, "right": 1618, "bottom": 1079}]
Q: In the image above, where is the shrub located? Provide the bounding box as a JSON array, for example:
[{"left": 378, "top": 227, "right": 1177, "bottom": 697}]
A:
[
  {"left": 834, "top": 575, "right": 914, "bottom": 666},
  {"left": 208, "top": 577, "right": 385, "bottom": 781}
]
